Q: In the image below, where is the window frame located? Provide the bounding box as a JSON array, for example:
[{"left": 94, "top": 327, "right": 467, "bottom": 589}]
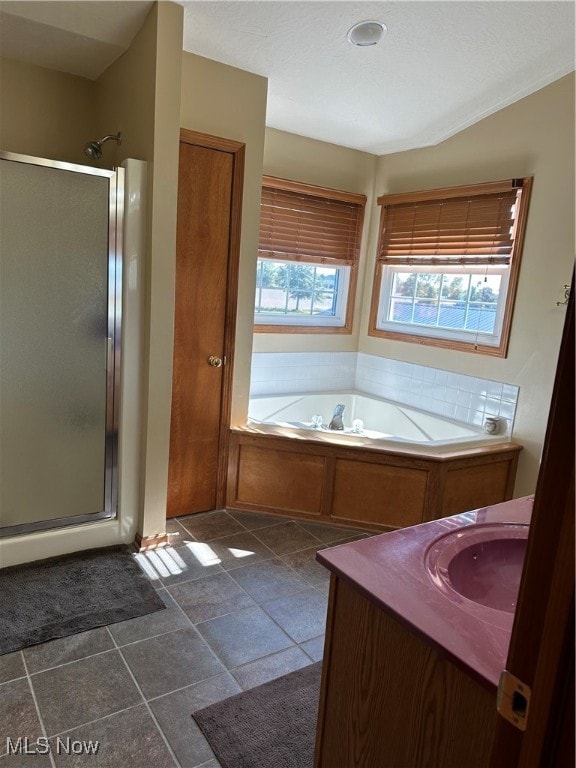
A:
[
  {"left": 368, "top": 177, "right": 533, "bottom": 357},
  {"left": 376, "top": 263, "right": 510, "bottom": 346},
  {"left": 254, "top": 175, "right": 366, "bottom": 334},
  {"left": 254, "top": 258, "right": 351, "bottom": 328}
]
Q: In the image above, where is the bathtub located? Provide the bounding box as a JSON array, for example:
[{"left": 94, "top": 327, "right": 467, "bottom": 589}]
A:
[
  {"left": 247, "top": 390, "right": 504, "bottom": 452},
  {"left": 231, "top": 390, "right": 521, "bottom": 532}
]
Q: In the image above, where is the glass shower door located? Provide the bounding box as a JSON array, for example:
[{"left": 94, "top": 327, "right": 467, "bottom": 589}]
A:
[{"left": 0, "top": 152, "right": 122, "bottom": 535}]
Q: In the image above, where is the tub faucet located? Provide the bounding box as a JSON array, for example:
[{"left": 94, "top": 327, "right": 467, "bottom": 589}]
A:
[{"left": 329, "top": 403, "right": 346, "bottom": 430}]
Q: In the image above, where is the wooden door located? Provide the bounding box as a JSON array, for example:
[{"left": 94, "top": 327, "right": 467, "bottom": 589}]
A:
[
  {"left": 167, "top": 131, "right": 244, "bottom": 518},
  {"left": 490, "top": 277, "right": 574, "bottom": 766}
]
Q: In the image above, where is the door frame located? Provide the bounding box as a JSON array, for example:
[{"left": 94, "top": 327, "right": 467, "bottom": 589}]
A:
[{"left": 178, "top": 128, "right": 245, "bottom": 509}]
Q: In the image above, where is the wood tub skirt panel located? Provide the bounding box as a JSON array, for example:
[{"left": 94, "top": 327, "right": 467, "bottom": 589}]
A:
[
  {"left": 226, "top": 430, "right": 522, "bottom": 531},
  {"left": 331, "top": 459, "right": 429, "bottom": 527},
  {"left": 235, "top": 443, "right": 325, "bottom": 516}
]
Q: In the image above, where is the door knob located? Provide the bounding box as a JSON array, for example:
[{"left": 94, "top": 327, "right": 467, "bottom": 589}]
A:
[{"left": 208, "top": 355, "right": 223, "bottom": 367}]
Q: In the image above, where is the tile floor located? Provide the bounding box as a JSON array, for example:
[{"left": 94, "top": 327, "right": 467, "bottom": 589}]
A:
[{"left": 0, "top": 510, "right": 369, "bottom": 768}]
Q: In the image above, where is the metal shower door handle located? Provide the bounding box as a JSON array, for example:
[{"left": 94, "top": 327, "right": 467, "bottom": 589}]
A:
[{"left": 208, "top": 355, "right": 223, "bottom": 367}]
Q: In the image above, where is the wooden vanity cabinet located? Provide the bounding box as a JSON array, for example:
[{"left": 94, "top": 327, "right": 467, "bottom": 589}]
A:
[{"left": 314, "top": 576, "right": 497, "bottom": 768}]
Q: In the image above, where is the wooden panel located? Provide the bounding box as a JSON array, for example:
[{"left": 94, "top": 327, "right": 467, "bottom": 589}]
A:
[
  {"left": 442, "top": 460, "right": 512, "bottom": 516},
  {"left": 236, "top": 444, "right": 325, "bottom": 515},
  {"left": 316, "top": 579, "right": 496, "bottom": 768},
  {"left": 226, "top": 431, "right": 521, "bottom": 532},
  {"left": 167, "top": 143, "right": 233, "bottom": 517},
  {"left": 314, "top": 573, "right": 337, "bottom": 765},
  {"left": 331, "top": 458, "right": 427, "bottom": 526}
]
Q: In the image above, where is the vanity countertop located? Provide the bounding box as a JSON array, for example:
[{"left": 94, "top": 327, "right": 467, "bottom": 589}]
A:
[{"left": 316, "top": 496, "right": 533, "bottom": 688}]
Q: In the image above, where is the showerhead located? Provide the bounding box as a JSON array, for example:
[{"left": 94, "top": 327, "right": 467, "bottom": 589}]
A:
[
  {"left": 83, "top": 133, "right": 122, "bottom": 160},
  {"left": 84, "top": 141, "right": 103, "bottom": 160}
]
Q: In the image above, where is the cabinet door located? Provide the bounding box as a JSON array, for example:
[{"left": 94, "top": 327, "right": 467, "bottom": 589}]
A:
[{"left": 316, "top": 579, "right": 496, "bottom": 767}]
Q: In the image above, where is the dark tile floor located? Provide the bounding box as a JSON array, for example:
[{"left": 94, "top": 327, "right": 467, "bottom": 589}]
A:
[{"left": 0, "top": 510, "right": 368, "bottom": 768}]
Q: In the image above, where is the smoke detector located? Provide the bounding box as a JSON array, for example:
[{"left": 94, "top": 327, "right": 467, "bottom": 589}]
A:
[{"left": 347, "top": 20, "right": 387, "bottom": 47}]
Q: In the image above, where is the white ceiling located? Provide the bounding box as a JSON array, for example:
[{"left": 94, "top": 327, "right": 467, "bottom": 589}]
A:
[
  {"left": 1, "top": 1, "right": 574, "bottom": 154},
  {"left": 181, "top": 1, "right": 575, "bottom": 154}
]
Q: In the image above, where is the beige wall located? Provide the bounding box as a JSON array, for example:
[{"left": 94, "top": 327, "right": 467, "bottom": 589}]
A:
[
  {"left": 0, "top": 3, "right": 184, "bottom": 559},
  {"left": 96, "top": 7, "right": 157, "bottom": 166},
  {"left": 0, "top": 57, "right": 96, "bottom": 164},
  {"left": 255, "top": 127, "right": 377, "bottom": 354},
  {"left": 180, "top": 52, "right": 268, "bottom": 426},
  {"left": 361, "top": 74, "right": 575, "bottom": 495},
  {"left": 98, "top": 2, "right": 183, "bottom": 538}
]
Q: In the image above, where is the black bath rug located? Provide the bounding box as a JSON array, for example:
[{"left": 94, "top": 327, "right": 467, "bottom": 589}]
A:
[
  {"left": 0, "top": 544, "right": 165, "bottom": 655},
  {"left": 193, "top": 661, "right": 322, "bottom": 768}
]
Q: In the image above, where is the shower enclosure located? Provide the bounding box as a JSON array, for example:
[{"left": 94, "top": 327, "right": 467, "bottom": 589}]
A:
[{"left": 0, "top": 151, "right": 123, "bottom": 537}]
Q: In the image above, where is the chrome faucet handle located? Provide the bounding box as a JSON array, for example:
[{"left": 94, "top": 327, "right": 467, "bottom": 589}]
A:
[{"left": 329, "top": 403, "right": 346, "bottom": 430}]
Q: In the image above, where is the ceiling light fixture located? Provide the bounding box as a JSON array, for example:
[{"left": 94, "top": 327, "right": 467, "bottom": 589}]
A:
[{"left": 347, "top": 20, "right": 387, "bottom": 47}]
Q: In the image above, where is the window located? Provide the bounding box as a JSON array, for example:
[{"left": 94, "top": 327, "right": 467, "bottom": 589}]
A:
[
  {"left": 369, "top": 178, "right": 532, "bottom": 356},
  {"left": 255, "top": 176, "right": 366, "bottom": 332}
]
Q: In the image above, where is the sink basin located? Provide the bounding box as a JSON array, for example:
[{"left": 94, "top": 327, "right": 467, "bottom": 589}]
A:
[{"left": 425, "top": 523, "right": 529, "bottom": 616}]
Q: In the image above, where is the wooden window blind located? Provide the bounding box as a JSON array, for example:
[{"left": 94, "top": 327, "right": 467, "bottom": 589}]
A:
[
  {"left": 369, "top": 177, "right": 533, "bottom": 356},
  {"left": 376, "top": 179, "right": 527, "bottom": 267},
  {"left": 259, "top": 176, "right": 366, "bottom": 266}
]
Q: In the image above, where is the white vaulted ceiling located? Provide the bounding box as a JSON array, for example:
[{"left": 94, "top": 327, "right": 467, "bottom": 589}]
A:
[
  {"left": 181, "top": 1, "right": 575, "bottom": 154},
  {"left": 1, "top": 0, "right": 574, "bottom": 154}
]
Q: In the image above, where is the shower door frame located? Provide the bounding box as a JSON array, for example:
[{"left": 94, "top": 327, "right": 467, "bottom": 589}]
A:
[{"left": 0, "top": 150, "right": 123, "bottom": 537}]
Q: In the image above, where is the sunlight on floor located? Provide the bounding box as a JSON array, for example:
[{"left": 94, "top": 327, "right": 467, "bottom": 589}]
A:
[
  {"left": 228, "top": 547, "right": 255, "bottom": 559},
  {"left": 134, "top": 540, "right": 258, "bottom": 580},
  {"left": 186, "top": 541, "right": 222, "bottom": 566}
]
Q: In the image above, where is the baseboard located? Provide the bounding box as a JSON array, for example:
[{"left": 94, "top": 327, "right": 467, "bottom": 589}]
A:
[{"left": 133, "top": 532, "right": 169, "bottom": 552}]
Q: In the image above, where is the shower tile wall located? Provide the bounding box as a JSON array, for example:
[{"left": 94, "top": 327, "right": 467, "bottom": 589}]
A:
[{"left": 250, "top": 352, "right": 519, "bottom": 435}]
